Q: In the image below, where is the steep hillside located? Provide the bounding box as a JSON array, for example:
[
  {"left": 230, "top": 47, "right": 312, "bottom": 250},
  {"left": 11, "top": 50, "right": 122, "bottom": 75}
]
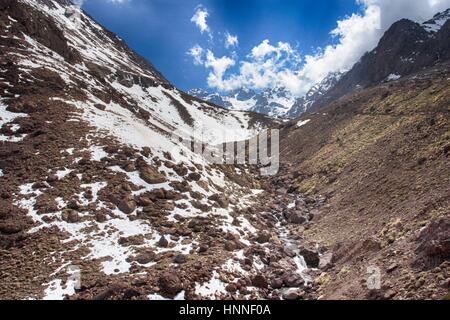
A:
[
  {"left": 0, "top": 0, "right": 295, "bottom": 301},
  {"left": 274, "top": 61, "right": 450, "bottom": 299}
]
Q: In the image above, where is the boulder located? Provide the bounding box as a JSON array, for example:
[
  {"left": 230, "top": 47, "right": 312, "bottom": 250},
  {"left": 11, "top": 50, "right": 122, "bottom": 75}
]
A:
[
  {"left": 287, "top": 212, "right": 307, "bottom": 225},
  {"left": 61, "top": 209, "right": 80, "bottom": 223},
  {"left": 256, "top": 232, "right": 271, "bottom": 244},
  {"left": 157, "top": 235, "right": 169, "bottom": 248},
  {"left": 173, "top": 164, "right": 188, "bottom": 176},
  {"left": 159, "top": 272, "right": 183, "bottom": 296},
  {"left": 251, "top": 275, "right": 268, "bottom": 289},
  {"left": 118, "top": 235, "right": 144, "bottom": 246},
  {"left": 319, "top": 252, "right": 333, "bottom": 270},
  {"left": 282, "top": 273, "right": 305, "bottom": 288},
  {"left": 134, "top": 250, "right": 156, "bottom": 264},
  {"left": 208, "top": 194, "right": 229, "bottom": 209},
  {"left": 414, "top": 216, "right": 450, "bottom": 269},
  {"left": 299, "top": 248, "right": 320, "bottom": 268},
  {"left": 187, "top": 172, "right": 201, "bottom": 182},
  {"left": 95, "top": 212, "right": 108, "bottom": 223},
  {"left": 139, "top": 166, "right": 166, "bottom": 184},
  {"left": 173, "top": 254, "right": 187, "bottom": 264},
  {"left": 117, "top": 196, "right": 136, "bottom": 214}
]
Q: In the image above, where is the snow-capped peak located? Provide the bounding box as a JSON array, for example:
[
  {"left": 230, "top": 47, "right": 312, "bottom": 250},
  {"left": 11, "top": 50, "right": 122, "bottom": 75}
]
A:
[{"left": 423, "top": 8, "right": 450, "bottom": 33}]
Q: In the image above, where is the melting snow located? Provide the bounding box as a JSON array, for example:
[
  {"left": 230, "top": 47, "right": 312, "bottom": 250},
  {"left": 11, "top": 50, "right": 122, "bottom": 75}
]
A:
[
  {"left": 43, "top": 279, "right": 77, "bottom": 301},
  {"left": 387, "top": 74, "right": 401, "bottom": 81},
  {"left": 195, "top": 271, "right": 227, "bottom": 299},
  {"left": 55, "top": 168, "right": 73, "bottom": 179},
  {"left": 297, "top": 119, "right": 311, "bottom": 127}
]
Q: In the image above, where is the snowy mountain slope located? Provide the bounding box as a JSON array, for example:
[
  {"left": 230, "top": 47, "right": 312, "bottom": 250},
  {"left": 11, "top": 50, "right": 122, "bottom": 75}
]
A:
[
  {"left": 14, "top": 0, "right": 272, "bottom": 145},
  {"left": 286, "top": 72, "right": 343, "bottom": 118},
  {"left": 422, "top": 8, "right": 450, "bottom": 33},
  {"left": 189, "top": 86, "right": 297, "bottom": 119},
  {"left": 0, "top": 0, "right": 297, "bottom": 301}
]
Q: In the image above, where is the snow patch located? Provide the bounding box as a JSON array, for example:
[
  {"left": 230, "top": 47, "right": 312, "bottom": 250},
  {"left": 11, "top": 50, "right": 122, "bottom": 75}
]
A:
[
  {"left": 297, "top": 119, "right": 311, "bottom": 127},
  {"left": 386, "top": 74, "right": 401, "bottom": 81}
]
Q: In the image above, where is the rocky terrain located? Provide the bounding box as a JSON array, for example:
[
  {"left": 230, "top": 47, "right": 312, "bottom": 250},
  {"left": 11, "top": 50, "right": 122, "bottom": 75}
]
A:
[{"left": 0, "top": 0, "right": 449, "bottom": 301}]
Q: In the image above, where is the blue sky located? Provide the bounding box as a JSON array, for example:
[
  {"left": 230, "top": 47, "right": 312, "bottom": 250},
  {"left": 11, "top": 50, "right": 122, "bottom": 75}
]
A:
[{"left": 81, "top": 0, "right": 450, "bottom": 95}]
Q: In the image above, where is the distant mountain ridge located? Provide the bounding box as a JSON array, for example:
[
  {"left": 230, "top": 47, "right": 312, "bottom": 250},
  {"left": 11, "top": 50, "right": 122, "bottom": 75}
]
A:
[
  {"left": 189, "top": 72, "right": 343, "bottom": 119},
  {"left": 190, "top": 8, "right": 450, "bottom": 119},
  {"left": 189, "top": 87, "right": 297, "bottom": 118},
  {"left": 306, "top": 8, "right": 450, "bottom": 113}
]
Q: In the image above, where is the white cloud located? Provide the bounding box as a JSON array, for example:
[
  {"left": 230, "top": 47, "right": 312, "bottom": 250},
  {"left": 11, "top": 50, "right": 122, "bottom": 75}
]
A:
[
  {"left": 188, "top": 44, "right": 204, "bottom": 65},
  {"left": 295, "top": 0, "right": 450, "bottom": 89},
  {"left": 190, "top": 0, "right": 450, "bottom": 96},
  {"left": 225, "top": 32, "right": 238, "bottom": 48},
  {"left": 191, "top": 6, "right": 211, "bottom": 36},
  {"left": 204, "top": 50, "right": 235, "bottom": 89},
  {"left": 198, "top": 40, "right": 302, "bottom": 92}
]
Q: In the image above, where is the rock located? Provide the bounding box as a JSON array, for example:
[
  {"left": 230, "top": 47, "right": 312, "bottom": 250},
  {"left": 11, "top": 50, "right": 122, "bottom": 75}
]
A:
[
  {"left": 283, "top": 245, "right": 297, "bottom": 258},
  {"left": 191, "top": 201, "right": 209, "bottom": 212},
  {"left": 67, "top": 200, "right": 80, "bottom": 210},
  {"left": 271, "top": 279, "right": 283, "bottom": 289},
  {"left": 251, "top": 275, "right": 268, "bottom": 289},
  {"left": 282, "top": 274, "right": 304, "bottom": 288},
  {"left": 282, "top": 289, "right": 303, "bottom": 300},
  {"left": 225, "top": 283, "right": 238, "bottom": 293},
  {"left": 197, "top": 180, "right": 209, "bottom": 191},
  {"left": 208, "top": 194, "right": 229, "bottom": 209},
  {"left": 256, "top": 232, "right": 271, "bottom": 244},
  {"left": 383, "top": 289, "right": 397, "bottom": 299},
  {"left": 0, "top": 222, "right": 24, "bottom": 234},
  {"left": 94, "top": 103, "right": 106, "bottom": 111},
  {"left": 117, "top": 196, "right": 136, "bottom": 214},
  {"left": 95, "top": 212, "right": 108, "bottom": 223},
  {"left": 159, "top": 272, "right": 183, "bottom": 296},
  {"left": 386, "top": 263, "right": 398, "bottom": 273},
  {"left": 139, "top": 166, "right": 166, "bottom": 184},
  {"left": 61, "top": 209, "right": 80, "bottom": 223},
  {"left": 134, "top": 251, "right": 156, "bottom": 264},
  {"left": 157, "top": 235, "right": 169, "bottom": 248},
  {"left": 150, "top": 189, "right": 166, "bottom": 200},
  {"left": 173, "top": 254, "right": 187, "bottom": 264},
  {"left": 198, "top": 245, "right": 208, "bottom": 253},
  {"left": 299, "top": 248, "right": 320, "bottom": 268},
  {"left": 224, "top": 241, "right": 237, "bottom": 252},
  {"left": 118, "top": 235, "right": 144, "bottom": 246},
  {"left": 46, "top": 175, "right": 58, "bottom": 183},
  {"left": 187, "top": 172, "right": 201, "bottom": 182},
  {"left": 141, "top": 147, "right": 152, "bottom": 157},
  {"left": 173, "top": 164, "right": 188, "bottom": 176},
  {"left": 123, "top": 163, "right": 136, "bottom": 172},
  {"left": 287, "top": 212, "right": 307, "bottom": 225},
  {"left": 414, "top": 216, "right": 450, "bottom": 269},
  {"left": 137, "top": 196, "right": 153, "bottom": 207},
  {"left": 319, "top": 252, "right": 333, "bottom": 270}
]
